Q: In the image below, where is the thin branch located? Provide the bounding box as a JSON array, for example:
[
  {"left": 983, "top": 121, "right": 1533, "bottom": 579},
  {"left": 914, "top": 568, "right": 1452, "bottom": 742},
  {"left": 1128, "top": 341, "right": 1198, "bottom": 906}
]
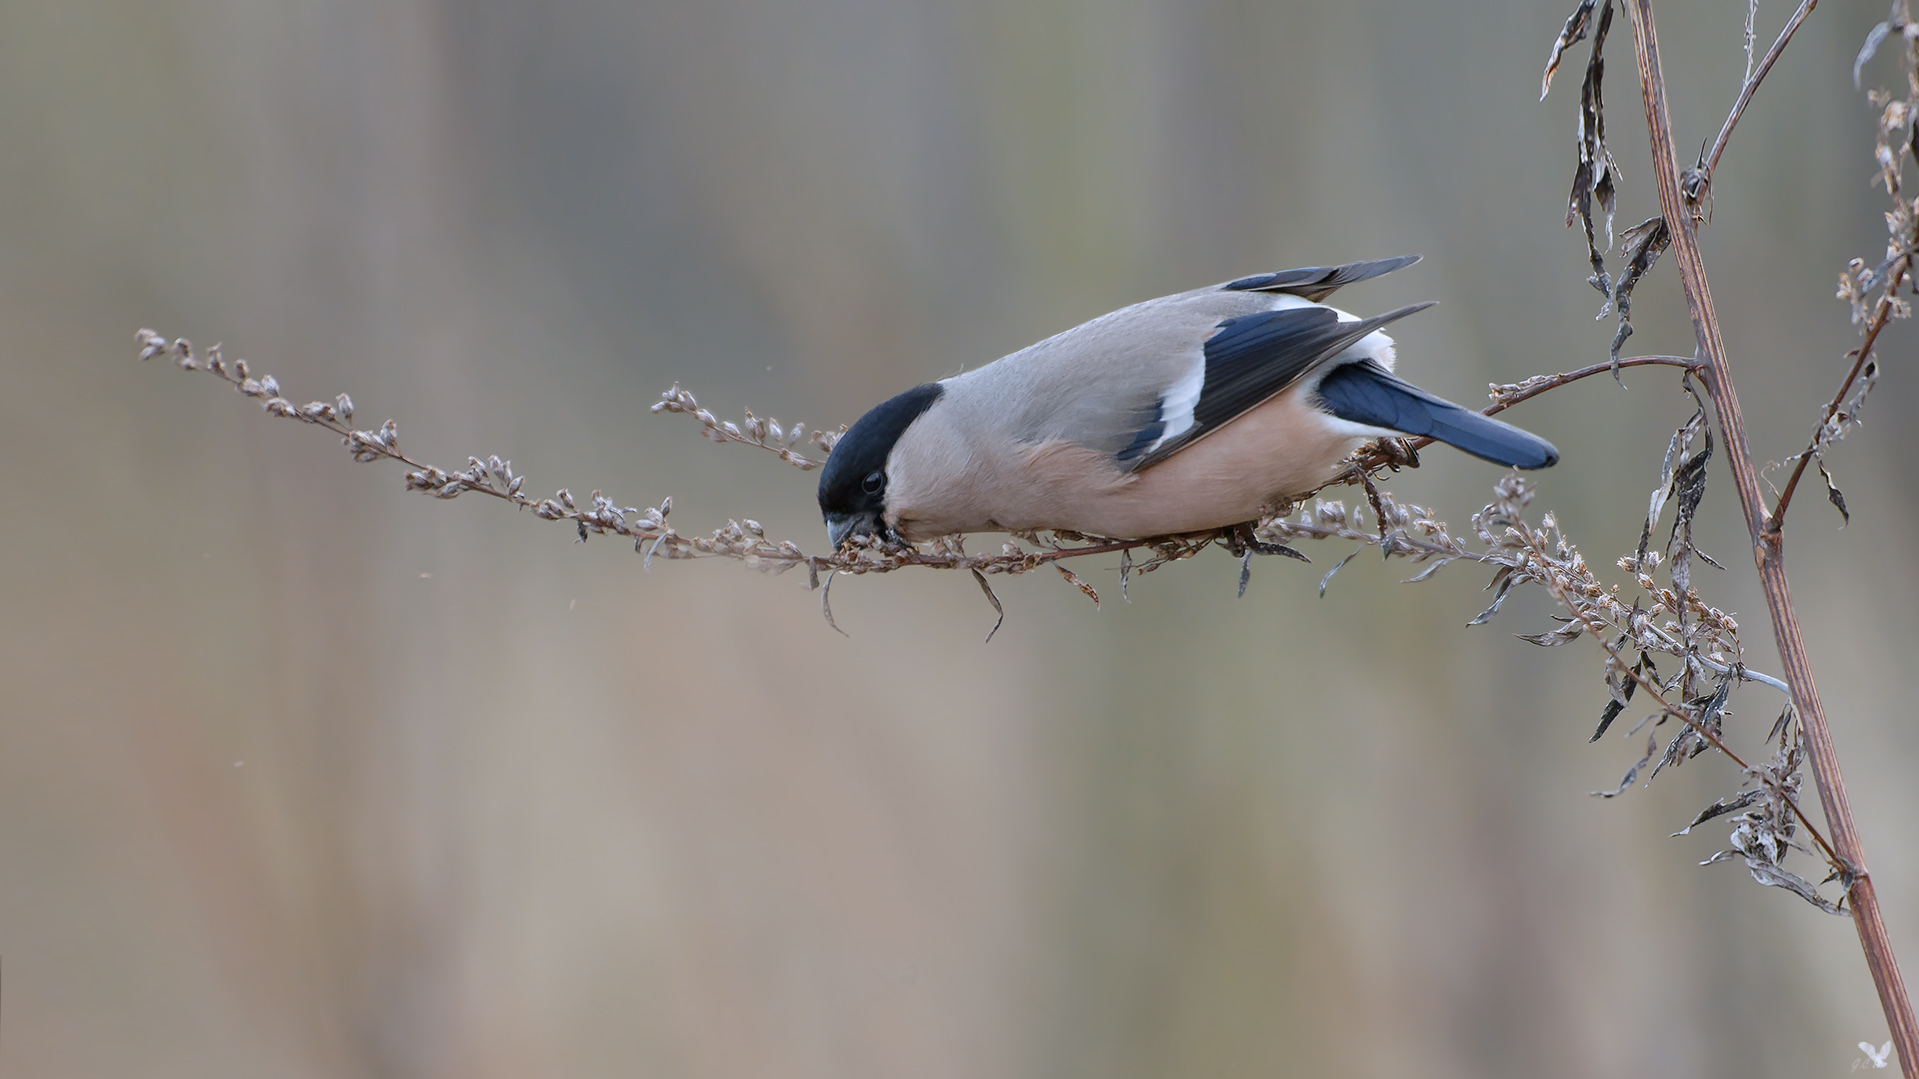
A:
[
  {"left": 1486, "top": 354, "right": 1699, "bottom": 412},
  {"left": 650, "top": 383, "right": 833, "bottom": 469},
  {"left": 1621, "top": 4, "right": 1918, "bottom": 1071},
  {"left": 1703, "top": 0, "right": 1819, "bottom": 181},
  {"left": 1768, "top": 273, "right": 1910, "bottom": 534}
]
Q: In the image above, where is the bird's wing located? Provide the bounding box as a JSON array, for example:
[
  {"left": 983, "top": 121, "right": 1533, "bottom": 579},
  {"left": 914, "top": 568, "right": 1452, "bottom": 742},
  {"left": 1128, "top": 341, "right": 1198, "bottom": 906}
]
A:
[
  {"left": 1220, "top": 255, "right": 1421, "bottom": 302},
  {"left": 1124, "top": 300, "right": 1433, "bottom": 472}
]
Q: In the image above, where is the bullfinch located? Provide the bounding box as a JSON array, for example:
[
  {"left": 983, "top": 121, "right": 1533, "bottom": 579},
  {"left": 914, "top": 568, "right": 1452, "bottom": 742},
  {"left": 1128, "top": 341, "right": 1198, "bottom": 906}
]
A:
[{"left": 818, "top": 256, "right": 1556, "bottom": 548}]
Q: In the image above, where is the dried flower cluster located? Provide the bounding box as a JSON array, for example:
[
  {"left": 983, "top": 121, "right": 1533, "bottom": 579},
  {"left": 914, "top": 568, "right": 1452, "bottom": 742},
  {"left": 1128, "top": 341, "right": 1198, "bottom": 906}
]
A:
[
  {"left": 1693, "top": 718, "right": 1846, "bottom": 916},
  {"left": 136, "top": 330, "right": 822, "bottom": 573},
  {"left": 649, "top": 384, "right": 842, "bottom": 469}
]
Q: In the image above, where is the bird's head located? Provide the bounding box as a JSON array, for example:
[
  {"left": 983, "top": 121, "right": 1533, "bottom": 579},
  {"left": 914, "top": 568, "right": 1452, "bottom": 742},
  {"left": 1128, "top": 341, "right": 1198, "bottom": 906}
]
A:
[{"left": 817, "top": 382, "right": 943, "bottom": 549}]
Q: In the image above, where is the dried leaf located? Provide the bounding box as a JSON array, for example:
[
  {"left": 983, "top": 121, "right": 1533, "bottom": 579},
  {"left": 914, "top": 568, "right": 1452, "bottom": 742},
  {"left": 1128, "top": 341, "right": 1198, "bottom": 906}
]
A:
[
  {"left": 1593, "top": 732, "right": 1658, "bottom": 797},
  {"left": 1855, "top": 18, "right": 1894, "bottom": 90},
  {"left": 1591, "top": 698, "right": 1628, "bottom": 742},
  {"left": 820, "top": 570, "right": 849, "bottom": 638},
  {"left": 1467, "top": 565, "right": 1518, "bottom": 626},
  {"left": 1665, "top": 398, "right": 1712, "bottom": 593},
  {"left": 1566, "top": 0, "right": 1620, "bottom": 301},
  {"left": 1517, "top": 621, "right": 1586, "bottom": 647},
  {"left": 1609, "top": 216, "right": 1671, "bottom": 366},
  {"left": 1768, "top": 702, "right": 1797, "bottom": 746},
  {"left": 1319, "top": 548, "right": 1362, "bottom": 597},
  {"left": 1818, "top": 459, "right": 1850, "bottom": 526},
  {"left": 1671, "top": 426, "right": 1712, "bottom": 535},
  {"left": 1054, "top": 564, "right": 1100, "bottom": 607},
  {"left": 1672, "top": 789, "right": 1763, "bottom": 836},
  {"left": 1541, "top": 0, "right": 1599, "bottom": 99},
  {"left": 1640, "top": 403, "right": 1701, "bottom": 561},
  {"left": 1591, "top": 651, "right": 1640, "bottom": 741},
  {"left": 1702, "top": 856, "right": 1848, "bottom": 916},
  {"left": 973, "top": 568, "right": 1005, "bottom": 643}
]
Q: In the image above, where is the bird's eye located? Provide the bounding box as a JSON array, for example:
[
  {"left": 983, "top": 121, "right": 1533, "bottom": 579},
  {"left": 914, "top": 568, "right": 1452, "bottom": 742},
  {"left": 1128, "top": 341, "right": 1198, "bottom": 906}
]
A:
[{"left": 861, "top": 471, "right": 886, "bottom": 495}]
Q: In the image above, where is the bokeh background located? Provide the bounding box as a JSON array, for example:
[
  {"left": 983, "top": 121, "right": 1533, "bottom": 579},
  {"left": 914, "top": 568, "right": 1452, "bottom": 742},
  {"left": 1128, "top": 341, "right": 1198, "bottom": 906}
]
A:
[{"left": 3, "top": 1, "right": 1915, "bottom": 1076}]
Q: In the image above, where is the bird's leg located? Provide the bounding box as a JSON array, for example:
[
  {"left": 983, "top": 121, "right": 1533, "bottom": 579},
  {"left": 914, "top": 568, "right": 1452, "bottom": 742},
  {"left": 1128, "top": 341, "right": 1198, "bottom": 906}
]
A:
[
  {"left": 1222, "top": 522, "right": 1310, "bottom": 599},
  {"left": 1225, "top": 521, "right": 1309, "bottom": 562},
  {"left": 1375, "top": 437, "right": 1421, "bottom": 470}
]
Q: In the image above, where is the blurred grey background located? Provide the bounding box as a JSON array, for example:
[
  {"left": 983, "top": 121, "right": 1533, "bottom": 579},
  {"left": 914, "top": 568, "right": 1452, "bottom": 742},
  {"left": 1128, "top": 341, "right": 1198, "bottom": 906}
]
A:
[{"left": 2, "top": 1, "right": 1914, "bottom": 1076}]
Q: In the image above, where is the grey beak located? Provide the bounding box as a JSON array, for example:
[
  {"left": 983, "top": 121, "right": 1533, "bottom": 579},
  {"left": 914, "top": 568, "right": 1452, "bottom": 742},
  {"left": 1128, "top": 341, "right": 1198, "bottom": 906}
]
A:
[{"left": 825, "top": 512, "right": 875, "bottom": 550}]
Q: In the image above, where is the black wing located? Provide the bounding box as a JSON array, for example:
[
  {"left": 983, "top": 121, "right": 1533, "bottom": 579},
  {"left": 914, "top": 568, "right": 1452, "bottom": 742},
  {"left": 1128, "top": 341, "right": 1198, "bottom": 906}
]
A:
[
  {"left": 1127, "top": 301, "right": 1433, "bottom": 472},
  {"left": 1222, "top": 255, "right": 1421, "bottom": 303}
]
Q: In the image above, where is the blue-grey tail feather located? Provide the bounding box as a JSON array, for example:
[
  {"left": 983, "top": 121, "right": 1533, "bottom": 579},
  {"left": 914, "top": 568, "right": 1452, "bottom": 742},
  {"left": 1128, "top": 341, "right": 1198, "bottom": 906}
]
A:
[{"left": 1315, "top": 362, "right": 1559, "bottom": 469}]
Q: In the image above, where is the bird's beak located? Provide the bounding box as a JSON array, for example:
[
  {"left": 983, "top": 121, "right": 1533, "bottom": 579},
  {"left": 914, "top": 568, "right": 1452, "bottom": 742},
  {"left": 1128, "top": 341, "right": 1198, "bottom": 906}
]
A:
[{"left": 825, "top": 511, "right": 878, "bottom": 550}]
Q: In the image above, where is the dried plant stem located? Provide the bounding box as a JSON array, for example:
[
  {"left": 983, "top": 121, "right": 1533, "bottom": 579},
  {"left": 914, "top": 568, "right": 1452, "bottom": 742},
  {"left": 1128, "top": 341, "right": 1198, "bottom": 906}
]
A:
[
  {"left": 1624, "top": 2, "right": 1918, "bottom": 1070},
  {"left": 1484, "top": 354, "right": 1697, "bottom": 411}
]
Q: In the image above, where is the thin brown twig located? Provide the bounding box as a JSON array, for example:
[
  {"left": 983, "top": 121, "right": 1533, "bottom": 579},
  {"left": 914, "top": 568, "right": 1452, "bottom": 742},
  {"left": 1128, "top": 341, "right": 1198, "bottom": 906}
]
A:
[
  {"left": 1485, "top": 354, "right": 1699, "bottom": 413},
  {"left": 1622, "top": 3, "right": 1918, "bottom": 1071},
  {"left": 1767, "top": 276, "right": 1908, "bottom": 534},
  {"left": 1703, "top": 0, "right": 1819, "bottom": 180}
]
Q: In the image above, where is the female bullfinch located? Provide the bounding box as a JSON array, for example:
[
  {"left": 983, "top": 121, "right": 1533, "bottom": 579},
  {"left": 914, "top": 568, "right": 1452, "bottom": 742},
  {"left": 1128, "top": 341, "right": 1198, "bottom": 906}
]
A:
[{"left": 818, "top": 256, "right": 1556, "bottom": 547}]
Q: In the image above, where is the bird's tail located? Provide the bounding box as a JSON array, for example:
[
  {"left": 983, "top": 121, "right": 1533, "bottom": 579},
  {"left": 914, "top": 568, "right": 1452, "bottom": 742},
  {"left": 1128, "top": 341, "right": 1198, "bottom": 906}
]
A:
[{"left": 1314, "top": 361, "right": 1559, "bottom": 469}]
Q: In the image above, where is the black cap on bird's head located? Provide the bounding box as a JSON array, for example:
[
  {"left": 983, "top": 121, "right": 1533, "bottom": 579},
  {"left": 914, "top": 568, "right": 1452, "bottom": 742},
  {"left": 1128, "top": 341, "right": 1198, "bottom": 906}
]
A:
[{"left": 817, "top": 381, "right": 944, "bottom": 548}]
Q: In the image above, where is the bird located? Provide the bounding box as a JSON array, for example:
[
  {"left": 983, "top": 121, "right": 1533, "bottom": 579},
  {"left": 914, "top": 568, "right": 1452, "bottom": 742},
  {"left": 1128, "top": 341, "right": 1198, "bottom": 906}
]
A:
[{"left": 818, "top": 256, "right": 1556, "bottom": 548}]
